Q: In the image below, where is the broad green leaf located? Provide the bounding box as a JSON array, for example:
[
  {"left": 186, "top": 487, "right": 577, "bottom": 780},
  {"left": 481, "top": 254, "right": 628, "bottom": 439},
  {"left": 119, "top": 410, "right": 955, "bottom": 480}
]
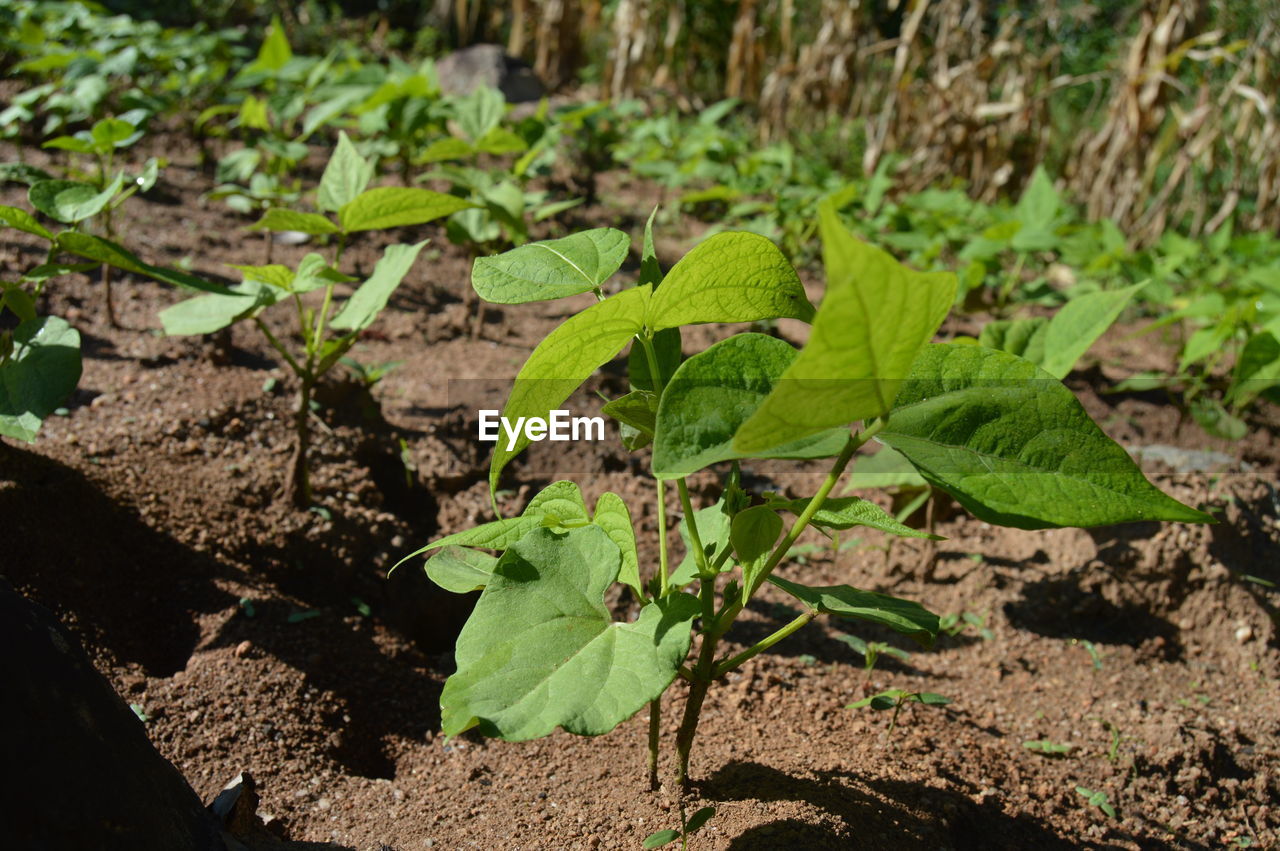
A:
[
  {"left": 0, "top": 205, "right": 53, "bottom": 240},
  {"left": 330, "top": 241, "right": 428, "bottom": 331},
  {"left": 652, "top": 334, "right": 847, "bottom": 478},
  {"left": 455, "top": 86, "right": 505, "bottom": 142},
  {"left": 670, "top": 498, "right": 732, "bottom": 586},
  {"left": 731, "top": 506, "right": 782, "bottom": 590},
  {"left": 0, "top": 316, "right": 81, "bottom": 442},
  {"left": 601, "top": 390, "right": 658, "bottom": 436},
  {"left": 249, "top": 15, "right": 292, "bottom": 73},
  {"left": 474, "top": 127, "right": 528, "bottom": 155},
  {"left": 768, "top": 496, "right": 938, "bottom": 539},
  {"left": 471, "top": 228, "right": 630, "bottom": 304},
  {"left": 524, "top": 480, "right": 590, "bottom": 525},
  {"left": 426, "top": 546, "right": 498, "bottom": 593},
  {"left": 982, "top": 284, "right": 1145, "bottom": 379},
  {"left": 0, "top": 163, "right": 54, "bottom": 185},
  {"left": 229, "top": 263, "right": 294, "bottom": 290},
  {"left": 879, "top": 344, "right": 1213, "bottom": 529},
  {"left": 769, "top": 575, "right": 940, "bottom": 645},
  {"left": 419, "top": 137, "right": 475, "bottom": 163},
  {"left": 686, "top": 807, "right": 716, "bottom": 835},
  {"left": 628, "top": 327, "right": 681, "bottom": 393},
  {"left": 644, "top": 232, "right": 813, "bottom": 331},
  {"left": 339, "top": 187, "right": 474, "bottom": 233},
  {"left": 734, "top": 204, "right": 956, "bottom": 454},
  {"left": 159, "top": 282, "right": 276, "bottom": 336},
  {"left": 844, "top": 445, "right": 928, "bottom": 491},
  {"left": 91, "top": 117, "right": 141, "bottom": 149},
  {"left": 1012, "top": 165, "right": 1059, "bottom": 247},
  {"left": 57, "top": 233, "right": 236, "bottom": 295},
  {"left": 249, "top": 208, "right": 338, "bottom": 235},
  {"left": 490, "top": 286, "right": 649, "bottom": 491},
  {"left": 1230, "top": 330, "right": 1280, "bottom": 407},
  {"left": 441, "top": 526, "right": 700, "bottom": 740},
  {"left": 642, "top": 830, "right": 680, "bottom": 849},
  {"left": 593, "top": 492, "right": 642, "bottom": 598},
  {"left": 29, "top": 176, "right": 124, "bottom": 223},
  {"left": 317, "top": 132, "right": 373, "bottom": 213},
  {"left": 3, "top": 286, "right": 37, "bottom": 322},
  {"left": 391, "top": 516, "right": 544, "bottom": 572},
  {"left": 42, "top": 135, "right": 95, "bottom": 154}
]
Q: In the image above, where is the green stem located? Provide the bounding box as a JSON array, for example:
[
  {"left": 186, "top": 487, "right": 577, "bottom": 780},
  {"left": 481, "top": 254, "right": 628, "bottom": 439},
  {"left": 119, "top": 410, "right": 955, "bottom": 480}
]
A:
[
  {"left": 647, "top": 698, "right": 661, "bottom": 791},
  {"left": 254, "top": 317, "right": 305, "bottom": 379},
  {"left": 713, "top": 610, "right": 814, "bottom": 678},
  {"left": 656, "top": 478, "right": 670, "bottom": 598}
]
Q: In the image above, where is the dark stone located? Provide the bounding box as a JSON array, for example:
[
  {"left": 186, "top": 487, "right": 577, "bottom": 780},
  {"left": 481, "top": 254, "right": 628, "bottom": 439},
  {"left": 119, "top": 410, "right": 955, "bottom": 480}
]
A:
[
  {"left": 0, "top": 578, "right": 224, "bottom": 851},
  {"left": 435, "top": 44, "right": 546, "bottom": 103}
]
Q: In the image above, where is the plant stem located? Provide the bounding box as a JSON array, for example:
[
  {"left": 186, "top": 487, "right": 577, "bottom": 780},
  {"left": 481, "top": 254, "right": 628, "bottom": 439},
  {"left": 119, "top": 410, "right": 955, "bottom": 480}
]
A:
[
  {"left": 647, "top": 698, "right": 661, "bottom": 791},
  {"left": 713, "top": 610, "right": 814, "bottom": 678},
  {"left": 670, "top": 422, "right": 881, "bottom": 787},
  {"left": 289, "top": 375, "right": 313, "bottom": 508},
  {"left": 656, "top": 478, "right": 670, "bottom": 598}
]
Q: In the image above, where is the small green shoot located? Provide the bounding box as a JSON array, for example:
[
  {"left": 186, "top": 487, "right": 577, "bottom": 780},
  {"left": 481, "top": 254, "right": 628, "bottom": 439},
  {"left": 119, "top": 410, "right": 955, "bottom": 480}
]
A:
[
  {"left": 1022, "top": 740, "right": 1073, "bottom": 756},
  {"left": 643, "top": 806, "right": 716, "bottom": 849},
  {"left": 848, "top": 689, "right": 952, "bottom": 737},
  {"left": 1075, "top": 786, "right": 1117, "bottom": 819}
]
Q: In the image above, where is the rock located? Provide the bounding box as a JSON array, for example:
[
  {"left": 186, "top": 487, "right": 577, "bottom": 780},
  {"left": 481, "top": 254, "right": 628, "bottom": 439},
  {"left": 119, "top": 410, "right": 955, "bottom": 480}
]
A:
[
  {"left": 0, "top": 578, "right": 223, "bottom": 850},
  {"left": 435, "top": 44, "right": 545, "bottom": 103}
]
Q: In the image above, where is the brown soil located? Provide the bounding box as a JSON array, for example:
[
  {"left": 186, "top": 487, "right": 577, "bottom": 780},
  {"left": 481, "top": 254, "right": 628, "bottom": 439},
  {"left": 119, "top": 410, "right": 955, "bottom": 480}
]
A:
[{"left": 3, "top": 135, "right": 1278, "bottom": 851}]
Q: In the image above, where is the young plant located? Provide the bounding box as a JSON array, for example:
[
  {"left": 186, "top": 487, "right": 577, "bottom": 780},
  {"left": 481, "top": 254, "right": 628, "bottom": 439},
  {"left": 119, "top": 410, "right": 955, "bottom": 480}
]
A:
[
  {"left": 398, "top": 202, "right": 1211, "bottom": 810},
  {"left": 835, "top": 633, "right": 911, "bottom": 677},
  {"left": 85, "top": 134, "right": 469, "bottom": 506},
  {"left": 847, "top": 689, "right": 953, "bottom": 738},
  {"left": 30, "top": 111, "right": 161, "bottom": 326},
  {"left": 643, "top": 805, "right": 715, "bottom": 849}
]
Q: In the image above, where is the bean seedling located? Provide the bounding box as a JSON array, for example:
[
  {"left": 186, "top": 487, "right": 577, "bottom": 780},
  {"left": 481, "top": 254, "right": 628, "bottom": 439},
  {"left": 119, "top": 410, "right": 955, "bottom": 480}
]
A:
[{"left": 398, "top": 201, "right": 1211, "bottom": 819}]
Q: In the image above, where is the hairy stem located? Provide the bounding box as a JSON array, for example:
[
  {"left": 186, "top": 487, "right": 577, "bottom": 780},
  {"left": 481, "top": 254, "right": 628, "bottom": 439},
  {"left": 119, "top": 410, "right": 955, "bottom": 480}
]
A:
[{"left": 288, "top": 375, "right": 313, "bottom": 508}]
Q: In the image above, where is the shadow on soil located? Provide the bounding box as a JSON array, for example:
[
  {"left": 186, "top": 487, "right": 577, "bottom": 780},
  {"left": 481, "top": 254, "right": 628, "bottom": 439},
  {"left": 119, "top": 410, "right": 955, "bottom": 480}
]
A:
[
  {"left": 701, "top": 761, "right": 1131, "bottom": 849},
  {"left": 0, "top": 442, "right": 237, "bottom": 676}
]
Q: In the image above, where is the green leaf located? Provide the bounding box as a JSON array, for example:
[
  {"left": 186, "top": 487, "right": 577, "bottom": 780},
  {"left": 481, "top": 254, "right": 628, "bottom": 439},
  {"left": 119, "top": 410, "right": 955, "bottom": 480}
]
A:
[
  {"left": 524, "top": 480, "right": 590, "bottom": 525},
  {"left": 982, "top": 284, "right": 1145, "bottom": 379},
  {"left": 0, "top": 163, "right": 54, "bottom": 185},
  {"left": 249, "top": 208, "right": 339, "bottom": 235},
  {"left": 42, "top": 135, "right": 95, "bottom": 154},
  {"left": 490, "top": 286, "right": 649, "bottom": 491},
  {"left": 391, "top": 516, "right": 544, "bottom": 573},
  {"left": 685, "top": 806, "right": 716, "bottom": 835},
  {"left": 766, "top": 496, "right": 939, "bottom": 539},
  {"left": 652, "top": 334, "right": 847, "bottom": 478},
  {"left": 0, "top": 205, "right": 54, "bottom": 240},
  {"left": 1231, "top": 330, "right": 1280, "bottom": 407},
  {"left": 731, "top": 506, "right": 782, "bottom": 590},
  {"left": 249, "top": 15, "right": 292, "bottom": 73},
  {"left": 3, "top": 287, "right": 37, "bottom": 322},
  {"left": 455, "top": 86, "right": 505, "bottom": 143},
  {"left": 769, "top": 575, "right": 940, "bottom": 645},
  {"left": 159, "top": 282, "right": 276, "bottom": 336},
  {"left": 639, "top": 205, "right": 662, "bottom": 288},
  {"left": 91, "top": 117, "right": 142, "bottom": 149},
  {"left": 1014, "top": 166, "right": 1059, "bottom": 233},
  {"left": 419, "top": 137, "right": 475, "bottom": 163},
  {"left": 671, "top": 499, "right": 732, "bottom": 586},
  {"left": 0, "top": 316, "right": 81, "bottom": 442},
  {"left": 879, "top": 344, "right": 1214, "bottom": 529},
  {"left": 644, "top": 232, "right": 813, "bottom": 331},
  {"left": 29, "top": 176, "right": 124, "bottom": 223},
  {"left": 57, "top": 233, "right": 236, "bottom": 295},
  {"left": 426, "top": 546, "right": 498, "bottom": 593},
  {"left": 330, "top": 241, "right": 428, "bottom": 331},
  {"left": 471, "top": 228, "right": 630, "bottom": 304},
  {"left": 339, "top": 187, "right": 474, "bottom": 233},
  {"left": 441, "top": 526, "right": 699, "bottom": 740},
  {"left": 592, "top": 492, "right": 642, "bottom": 598},
  {"left": 844, "top": 445, "right": 928, "bottom": 491},
  {"left": 629, "top": 327, "right": 681, "bottom": 393},
  {"left": 642, "top": 830, "right": 680, "bottom": 849},
  {"left": 317, "top": 132, "right": 373, "bottom": 213},
  {"left": 734, "top": 203, "right": 957, "bottom": 454},
  {"left": 602, "top": 390, "right": 658, "bottom": 436}
]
